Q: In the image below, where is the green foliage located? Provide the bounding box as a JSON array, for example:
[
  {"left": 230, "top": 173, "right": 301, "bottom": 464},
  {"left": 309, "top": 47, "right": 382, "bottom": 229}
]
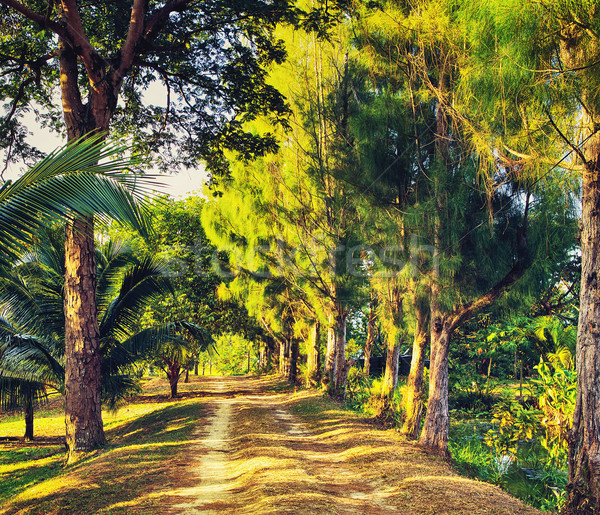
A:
[
  {"left": 344, "top": 368, "right": 372, "bottom": 412},
  {"left": 0, "top": 1, "right": 308, "bottom": 174},
  {"left": 0, "top": 230, "right": 208, "bottom": 414},
  {"left": 485, "top": 397, "right": 544, "bottom": 456},
  {"left": 485, "top": 355, "right": 575, "bottom": 469},
  {"left": 450, "top": 421, "right": 567, "bottom": 512},
  {"left": 211, "top": 333, "right": 257, "bottom": 376},
  {"left": 531, "top": 358, "right": 576, "bottom": 467}
]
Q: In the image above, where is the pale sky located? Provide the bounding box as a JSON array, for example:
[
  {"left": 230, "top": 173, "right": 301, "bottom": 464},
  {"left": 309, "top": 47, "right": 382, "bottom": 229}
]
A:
[{"left": 3, "top": 83, "right": 204, "bottom": 198}]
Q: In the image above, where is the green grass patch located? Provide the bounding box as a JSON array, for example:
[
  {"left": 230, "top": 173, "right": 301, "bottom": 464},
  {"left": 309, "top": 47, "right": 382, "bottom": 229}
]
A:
[{"left": 0, "top": 382, "right": 206, "bottom": 514}]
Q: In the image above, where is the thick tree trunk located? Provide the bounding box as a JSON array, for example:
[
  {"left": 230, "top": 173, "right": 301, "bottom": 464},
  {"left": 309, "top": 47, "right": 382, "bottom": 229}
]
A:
[
  {"left": 306, "top": 322, "right": 321, "bottom": 388},
  {"left": 64, "top": 216, "right": 105, "bottom": 460},
  {"left": 419, "top": 316, "right": 451, "bottom": 456},
  {"left": 60, "top": 36, "right": 110, "bottom": 461},
  {"left": 401, "top": 305, "right": 429, "bottom": 439},
  {"left": 23, "top": 395, "right": 34, "bottom": 441},
  {"left": 565, "top": 115, "right": 600, "bottom": 514}
]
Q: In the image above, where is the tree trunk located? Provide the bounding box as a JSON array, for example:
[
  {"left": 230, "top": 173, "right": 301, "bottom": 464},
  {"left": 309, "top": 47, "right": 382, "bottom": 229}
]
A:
[
  {"left": 401, "top": 305, "right": 429, "bottom": 439},
  {"left": 167, "top": 362, "right": 181, "bottom": 398},
  {"left": 323, "top": 313, "right": 336, "bottom": 387},
  {"left": 279, "top": 337, "right": 288, "bottom": 377},
  {"left": 363, "top": 299, "right": 377, "bottom": 376},
  {"left": 334, "top": 315, "right": 347, "bottom": 390},
  {"left": 419, "top": 316, "right": 451, "bottom": 456},
  {"left": 565, "top": 112, "right": 600, "bottom": 514},
  {"left": 323, "top": 312, "right": 347, "bottom": 396},
  {"left": 381, "top": 330, "right": 402, "bottom": 399},
  {"left": 184, "top": 367, "right": 189, "bottom": 383},
  {"left": 23, "top": 394, "right": 34, "bottom": 441},
  {"left": 194, "top": 362, "right": 199, "bottom": 375},
  {"left": 59, "top": 36, "right": 113, "bottom": 461},
  {"left": 64, "top": 215, "right": 105, "bottom": 460},
  {"left": 287, "top": 338, "right": 298, "bottom": 383},
  {"left": 306, "top": 322, "right": 321, "bottom": 388},
  {"left": 259, "top": 340, "right": 269, "bottom": 373}
]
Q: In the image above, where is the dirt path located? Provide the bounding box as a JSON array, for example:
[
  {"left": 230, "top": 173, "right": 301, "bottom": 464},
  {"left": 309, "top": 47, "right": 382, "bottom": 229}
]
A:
[{"left": 164, "top": 376, "right": 541, "bottom": 515}]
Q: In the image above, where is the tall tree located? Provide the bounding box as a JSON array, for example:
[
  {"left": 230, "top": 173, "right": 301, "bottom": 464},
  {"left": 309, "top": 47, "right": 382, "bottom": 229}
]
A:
[
  {"left": 448, "top": 1, "right": 599, "bottom": 509},
  {"left": 0, "top": 0, "right": 302, "bottom": 458}
]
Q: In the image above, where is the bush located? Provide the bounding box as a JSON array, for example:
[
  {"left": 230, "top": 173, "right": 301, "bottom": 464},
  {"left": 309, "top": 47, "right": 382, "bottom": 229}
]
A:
[
  {"left": 344, "top": 368, "right": 372, "bottom": 411},
  {"left": 449, "top": 388, "right": 500, "bottom": 418}
]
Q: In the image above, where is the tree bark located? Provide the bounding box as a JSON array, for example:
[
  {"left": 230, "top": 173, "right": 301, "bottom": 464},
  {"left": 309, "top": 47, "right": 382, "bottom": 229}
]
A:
[
  {"left": 279, "top": 337, "right": 288, "bottom": 377},
  {"left": 419, "top": 316, "right": 451, "bottom": 456},
  {"left": 23, "top": 394, "right": 34, "bottom": 441},
  {"left": 565, "top": 109, "right": 600, "bottom": 515},
  {"left": 381, "top": 330, "right": 401, "bottom": 399},
  {"left": 333, "top": 315, "right": 347, "bottom": 390},
  {"left": 279, "top": 334, "right": 298, "bottom": 383},
  {"left": 288, "top": 338, "right": 298, "bottom": 383},
  {"left": 363, "top": 298, "right": 377, "bottom": 376},
  {"left": 306, "top": 321, "right": 321, "bottom": 388},
  {"left": 167, "top": 362, "right": 180, "bottom": 398},
  {"left": 323, "top": 311, "right": 348, "bottom": 396},
  {"left": 59, "top": 31, "right": 113, "bottom": 461},
  {"left": 64, "top": 215, "right": 105, "bottom": 459},
  {"left": 324, "top": 313, "right": 336, "bottom": 386},
  {"left": 401, "top": 303, "right": 429, "bottom": 439}
]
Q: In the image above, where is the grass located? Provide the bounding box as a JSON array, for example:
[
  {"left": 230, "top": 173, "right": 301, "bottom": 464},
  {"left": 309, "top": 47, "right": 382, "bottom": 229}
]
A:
[{"left": 0, "top": 377, "right": 207, "bottom": 515}]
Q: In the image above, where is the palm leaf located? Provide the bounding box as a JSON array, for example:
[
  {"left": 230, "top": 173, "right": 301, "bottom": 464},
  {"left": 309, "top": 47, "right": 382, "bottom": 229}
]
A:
[{"left": 0, "top": 135, "right": 153, "bottom": 264}]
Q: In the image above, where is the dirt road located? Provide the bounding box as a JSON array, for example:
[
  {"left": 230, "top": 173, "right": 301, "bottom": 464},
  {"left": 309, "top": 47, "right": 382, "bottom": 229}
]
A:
[{"left": 163, "top": 376, "right": 541, "bottom": 515}]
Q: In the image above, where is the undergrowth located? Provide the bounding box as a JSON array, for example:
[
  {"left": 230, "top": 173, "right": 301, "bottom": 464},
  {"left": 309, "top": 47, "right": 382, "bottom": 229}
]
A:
[{"left": 450, "top": 421, "right": 566, "bottom": 512}]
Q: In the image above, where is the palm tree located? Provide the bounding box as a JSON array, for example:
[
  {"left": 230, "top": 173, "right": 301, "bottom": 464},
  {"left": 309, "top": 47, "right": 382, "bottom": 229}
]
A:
[
  {"left": 0, "top": 230, "right": 212, "bottom": 439},
  {"left": 0, "top": 135, "right": 151, "bottom": 441}
]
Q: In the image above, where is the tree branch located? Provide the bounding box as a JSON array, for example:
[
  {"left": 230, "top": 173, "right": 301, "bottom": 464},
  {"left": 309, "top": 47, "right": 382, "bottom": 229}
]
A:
[
  {"left": 59, "top": 0, "right": 103, "bottom": 84},
  {"left": 144, "top": 0, "right": 194, "bottom": 42},
  {"left": 115, "top": 0, "right": 146, "bottom": 83},
  {"left": 448, "top": 195, "right": 531, "bottom": 332},
  {"left": 0, "top": 0, "right": 66, "bottom": 37}
]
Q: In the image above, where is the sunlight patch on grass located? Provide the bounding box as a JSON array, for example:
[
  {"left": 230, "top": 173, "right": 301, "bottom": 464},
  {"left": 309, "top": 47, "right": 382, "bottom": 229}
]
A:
[
  {"left": 0, "top": 454, "right": 60, "bottom": 474},
  {"left": 11, "top": 475, "right": 84, "bottom": 504},
  {"left": 100, "top": 491, "right": 165, "bottom": 513}
]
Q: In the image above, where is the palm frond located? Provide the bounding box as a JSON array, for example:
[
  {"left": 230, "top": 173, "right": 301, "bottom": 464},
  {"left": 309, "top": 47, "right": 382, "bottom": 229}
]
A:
[
  {"left": 0, "top": 135, "right": 154, "bottom": 263},
  {"left": 99, "top": 258, "right": 173, "bottom": 339}
]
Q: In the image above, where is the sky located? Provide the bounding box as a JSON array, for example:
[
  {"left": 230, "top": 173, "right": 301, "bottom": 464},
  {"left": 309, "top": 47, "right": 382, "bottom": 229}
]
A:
[{"left": 3, "top": 84, "right": 204, "bottom": 198}]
